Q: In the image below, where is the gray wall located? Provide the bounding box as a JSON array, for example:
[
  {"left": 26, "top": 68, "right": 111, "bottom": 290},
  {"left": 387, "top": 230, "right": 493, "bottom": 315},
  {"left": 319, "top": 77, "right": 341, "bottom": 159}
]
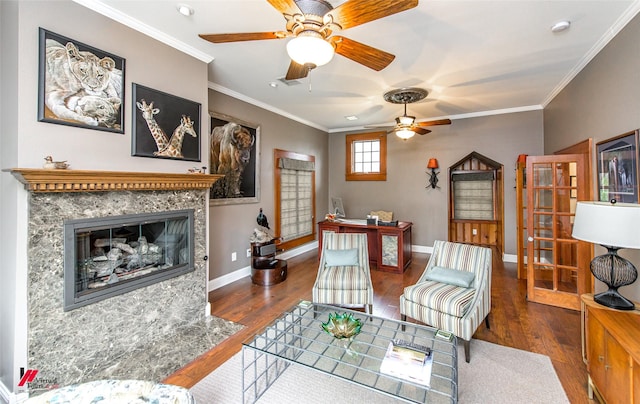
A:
[
  {"left": 0, "top": 0, "right": 20, "bottom": 399},
  {"left": 545, "top": 13, "right": 640, "bottom": 301},
  {"left": 207, "top": 90, "right": 329, "bottom": 280},
  {"left": 330, "top": 110, "right": 544, "bottom": 256},
  {"left": 0, "top": 0, "right": 210, "bottom": 395}
]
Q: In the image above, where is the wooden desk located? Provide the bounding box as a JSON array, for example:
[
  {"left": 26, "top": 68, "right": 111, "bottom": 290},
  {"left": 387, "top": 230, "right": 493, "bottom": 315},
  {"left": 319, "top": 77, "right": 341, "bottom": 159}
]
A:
[{"left": 317, "top": 220, "right": 412, "bottom": 273}]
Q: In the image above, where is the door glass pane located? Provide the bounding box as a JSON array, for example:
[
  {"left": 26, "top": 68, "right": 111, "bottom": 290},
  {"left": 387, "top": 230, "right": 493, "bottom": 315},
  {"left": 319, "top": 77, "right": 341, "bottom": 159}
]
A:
[
  {"left": 532, "top": 213, "right": 553, "bottom": 238},
  {"left": 533, "top": 189, "right": 553, "bottom": 211},
  {"left": 557, "top": 267, "right": 578, "bottom": 293},
  {"left": 533, "top": 239, "right": 554, "bottom": 264},
  {"left": 533, "top": 264, "right": 554, "bottom": 289},
  {"left": 533, "top": 163, "right": 553, "bottom": 186},
  {"left": 556, "top": 214, "right": 574, "bottom": 239},
  {"left": 556, "top": 241, "right": 577, "bottom": 267}
]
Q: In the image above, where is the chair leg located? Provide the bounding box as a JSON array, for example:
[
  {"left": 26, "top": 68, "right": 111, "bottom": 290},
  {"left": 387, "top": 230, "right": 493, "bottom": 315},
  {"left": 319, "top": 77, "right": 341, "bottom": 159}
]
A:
[
  {"left": 365, "top": 304, "right": 373, "bottom": 319},
  {"left": 463, "top": 339, "right": 471, "bottom": 363},
  {"left": 485, "top": 314, "right": 490, "bottom": 330},
  {"left": 401, "top": 314, "right": 406, "bottom": 331}
]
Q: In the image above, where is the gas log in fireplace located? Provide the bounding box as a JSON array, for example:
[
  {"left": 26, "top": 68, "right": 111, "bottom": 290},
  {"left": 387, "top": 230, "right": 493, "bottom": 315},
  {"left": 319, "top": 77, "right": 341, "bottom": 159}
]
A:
[{"left": 64, "top": 209, "right": 194, "bottom": 310}]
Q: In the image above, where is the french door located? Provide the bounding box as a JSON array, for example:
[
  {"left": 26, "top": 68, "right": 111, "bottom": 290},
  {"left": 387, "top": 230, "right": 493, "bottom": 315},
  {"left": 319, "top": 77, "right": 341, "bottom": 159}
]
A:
[{"left": 526, "top": 154, "right": 592, "bottom": 310}]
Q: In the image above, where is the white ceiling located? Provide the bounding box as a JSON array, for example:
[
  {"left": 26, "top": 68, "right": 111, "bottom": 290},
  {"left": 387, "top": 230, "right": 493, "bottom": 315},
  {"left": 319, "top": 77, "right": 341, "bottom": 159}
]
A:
[{"left": 75, "top": 0, "right": 640, "bottom": 133}]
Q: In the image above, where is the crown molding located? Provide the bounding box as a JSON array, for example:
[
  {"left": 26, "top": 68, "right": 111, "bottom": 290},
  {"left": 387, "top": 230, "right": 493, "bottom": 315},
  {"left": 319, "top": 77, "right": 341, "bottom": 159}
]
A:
[
  {"left": 72, "top": 0, "right": 213, "bottom": 63},
  {"left": 328, "top": 104, "right": 543, "bottom": 133},
  {"left": 542, "top": 0, "right": 640, "bottom": 106},
  {"left": 208, "top": 82, "right": 329, "bottom": 132}
]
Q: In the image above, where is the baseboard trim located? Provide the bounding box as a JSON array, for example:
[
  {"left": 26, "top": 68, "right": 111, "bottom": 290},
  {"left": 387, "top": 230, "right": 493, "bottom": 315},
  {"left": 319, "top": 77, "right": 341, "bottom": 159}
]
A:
[
  {"left": 208, "top": 266, "right": 251, "bottom": 292},
  {"left": 209, "top": 241, "right": 513, "bottom": 292},
  {"left": 0, "top": 380, "right": 9, "bottom": 404},
  {"left": 0, "top": 380, "right": 28, "bottom": 404},
  {"left": 503, "top": 253, "right": 517, "bottom": 263},
  {"left": 412, "top": 245, "right": 433, "bottom": 254},
  {"left": 208, "top": 241, "right": 319, "bottom": 292}
]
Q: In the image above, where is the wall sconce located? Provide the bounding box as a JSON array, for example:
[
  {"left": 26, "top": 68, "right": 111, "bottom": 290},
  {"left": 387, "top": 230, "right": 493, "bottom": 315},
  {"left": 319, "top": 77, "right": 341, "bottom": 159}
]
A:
[{"left": 426, "top": 158, "right": 440, "bottom": 189}]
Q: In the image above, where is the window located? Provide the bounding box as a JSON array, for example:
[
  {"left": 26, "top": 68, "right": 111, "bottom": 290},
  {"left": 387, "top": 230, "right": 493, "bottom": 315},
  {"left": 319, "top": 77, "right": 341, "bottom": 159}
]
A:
[
  {"left": 346, "top": 132, "right": 387, "bottom": 181},
  {"left": 452, "top": 171, "right": 496, "bottom": 220},
  {"left": 274, "top": 149, "right": 316, "bottom": 250}
]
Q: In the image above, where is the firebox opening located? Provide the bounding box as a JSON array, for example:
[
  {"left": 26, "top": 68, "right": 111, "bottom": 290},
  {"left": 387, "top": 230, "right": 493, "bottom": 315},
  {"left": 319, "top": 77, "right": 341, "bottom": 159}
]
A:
[{"left": 63, "top": 209, "right": 195, "bottom": 311}]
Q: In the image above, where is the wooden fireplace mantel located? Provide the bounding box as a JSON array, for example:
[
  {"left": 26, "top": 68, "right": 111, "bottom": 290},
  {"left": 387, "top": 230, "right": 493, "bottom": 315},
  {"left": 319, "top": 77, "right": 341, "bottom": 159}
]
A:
[{"left": 8, "top": 168, "right": 223, "bottom": 193}]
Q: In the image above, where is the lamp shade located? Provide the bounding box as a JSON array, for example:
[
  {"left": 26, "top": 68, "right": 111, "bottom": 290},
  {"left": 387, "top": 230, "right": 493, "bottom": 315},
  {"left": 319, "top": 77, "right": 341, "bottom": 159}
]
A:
[
  {"left": 572, "top": 201, "right": 640, "bottom": 249},
  {"left": 286, "top": 35, "right": 335, "bottom": 67},
  {"left": 396, "top": 129, "right": 415, "bottom": 140},
  {"left": 427, "top": 158, "right": 439, "bottom": 169}
]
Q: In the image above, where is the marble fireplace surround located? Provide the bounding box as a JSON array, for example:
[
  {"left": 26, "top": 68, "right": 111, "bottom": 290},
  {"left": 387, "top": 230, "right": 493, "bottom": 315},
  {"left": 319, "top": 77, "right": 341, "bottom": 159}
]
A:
[{"left": 11, "top": 169, "right": 243, "bottom": 390}]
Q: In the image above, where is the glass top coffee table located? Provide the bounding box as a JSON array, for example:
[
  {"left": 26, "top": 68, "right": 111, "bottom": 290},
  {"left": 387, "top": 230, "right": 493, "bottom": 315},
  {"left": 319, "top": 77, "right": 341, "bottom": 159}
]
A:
[{"left": 242, "top": 302, "right": 458, "bottom": 403}]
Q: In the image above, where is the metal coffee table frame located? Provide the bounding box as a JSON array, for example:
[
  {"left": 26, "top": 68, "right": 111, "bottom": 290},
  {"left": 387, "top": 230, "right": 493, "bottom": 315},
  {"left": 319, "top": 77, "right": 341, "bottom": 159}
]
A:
[{"left": 242, "top": 302, "right": 458, "bottom": 403}]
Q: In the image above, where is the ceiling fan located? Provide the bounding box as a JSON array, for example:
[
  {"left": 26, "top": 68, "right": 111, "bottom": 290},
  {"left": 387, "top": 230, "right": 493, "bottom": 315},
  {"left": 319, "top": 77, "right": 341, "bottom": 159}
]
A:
[
  {"left": 198, "top": 0, "right": 418, "bottom": 80},
  {"left": 369, "top": 88, "right": 451, "bottom": 140}
]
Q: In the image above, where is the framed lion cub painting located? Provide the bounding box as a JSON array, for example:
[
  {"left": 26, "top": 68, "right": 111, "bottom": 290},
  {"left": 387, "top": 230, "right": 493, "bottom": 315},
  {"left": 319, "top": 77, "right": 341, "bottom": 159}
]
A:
[{"left": 37, "top": 28, "right": 125, "bottom": 133}]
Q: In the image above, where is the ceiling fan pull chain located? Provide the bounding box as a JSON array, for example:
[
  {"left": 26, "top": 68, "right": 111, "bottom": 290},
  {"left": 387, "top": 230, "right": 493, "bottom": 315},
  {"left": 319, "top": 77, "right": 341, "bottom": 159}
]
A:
[{"left": 308, "top": 74, "right": 312, "bottom": 93}]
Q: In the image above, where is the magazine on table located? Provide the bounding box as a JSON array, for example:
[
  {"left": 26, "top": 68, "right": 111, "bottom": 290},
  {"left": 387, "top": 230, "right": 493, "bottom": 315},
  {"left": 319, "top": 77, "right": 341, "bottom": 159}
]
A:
[{"left": 379, "top": 339, "right": 433, "bottom": 386}]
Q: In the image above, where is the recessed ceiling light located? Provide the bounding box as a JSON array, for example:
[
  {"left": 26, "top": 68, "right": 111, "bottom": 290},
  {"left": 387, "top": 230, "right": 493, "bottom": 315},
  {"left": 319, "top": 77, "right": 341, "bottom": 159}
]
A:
[
  {"left": 268, "top": 82, "right": 278, "bottom": 88},
  {"left": 551, "top": 20, "right": 571, "bottom": 33},
  {"left": 177, "top": 4, "right": 194, "bottom": 17},
  {"left": 345, "top": 115, "right": 358, "bottom": 121}
]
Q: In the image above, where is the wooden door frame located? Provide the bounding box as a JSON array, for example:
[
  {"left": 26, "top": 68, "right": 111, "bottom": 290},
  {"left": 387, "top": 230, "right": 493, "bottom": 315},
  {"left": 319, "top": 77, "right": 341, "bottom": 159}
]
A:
[
  {"left": 555, "top": 139, "right": 594, "bottom": 294},
  {"left": 526, "top": 153, "right": 592, "bottom": 310}
]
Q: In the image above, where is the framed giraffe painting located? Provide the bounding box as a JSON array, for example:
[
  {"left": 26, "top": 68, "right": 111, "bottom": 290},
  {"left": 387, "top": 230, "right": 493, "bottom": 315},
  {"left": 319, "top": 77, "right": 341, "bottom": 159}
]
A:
[{"left": 131, "top": 83, "right": 201, "bottom": 161}]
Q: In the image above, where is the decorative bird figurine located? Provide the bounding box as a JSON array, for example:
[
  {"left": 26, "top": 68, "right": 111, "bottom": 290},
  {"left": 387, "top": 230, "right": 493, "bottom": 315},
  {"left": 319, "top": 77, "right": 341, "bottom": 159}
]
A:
[
  {"left": 257, "top": 208, "right": 270, "bottom": 229},
  {"left": 43, "top": 155, "right": 69, "bottom": 169}
]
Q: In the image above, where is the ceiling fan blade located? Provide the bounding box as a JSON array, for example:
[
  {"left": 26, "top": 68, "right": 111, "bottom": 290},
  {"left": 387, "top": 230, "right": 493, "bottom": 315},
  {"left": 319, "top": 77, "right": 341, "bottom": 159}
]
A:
[
  {"left": 267, "top": 0, "right": 303, "bottom": 16},
  {"left": 327, "top": 0, "right": 418, "bottom": 30},
  {"left": 414, "top": 127, "right": 432, "bottom": 135},
  {"left": 330, "top": 36, "right": 395, "bottom": 71},
  {"left": 198, "top": 31, "right": 288, "bottom": 43},
  {"left": 415, "top": 119, "right": 452, "bottom": 127},
  {"left": 285, "top": 61, "right": 310, "bottom": 80}
]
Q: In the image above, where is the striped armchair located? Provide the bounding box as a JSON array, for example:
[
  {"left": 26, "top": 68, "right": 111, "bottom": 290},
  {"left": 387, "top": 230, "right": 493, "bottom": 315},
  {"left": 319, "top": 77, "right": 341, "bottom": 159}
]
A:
[
  {"left": 312, "top": 232, "right": 374, "bottom": 314},
  {"left": 400, "top": 240, "right": 492, "bottom": 362}
]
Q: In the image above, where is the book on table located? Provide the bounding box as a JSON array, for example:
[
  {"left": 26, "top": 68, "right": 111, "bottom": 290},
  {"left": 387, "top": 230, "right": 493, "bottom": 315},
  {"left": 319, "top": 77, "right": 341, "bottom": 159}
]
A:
[{"left": 379, "top": 339, "right": 433, "bottom": 386}]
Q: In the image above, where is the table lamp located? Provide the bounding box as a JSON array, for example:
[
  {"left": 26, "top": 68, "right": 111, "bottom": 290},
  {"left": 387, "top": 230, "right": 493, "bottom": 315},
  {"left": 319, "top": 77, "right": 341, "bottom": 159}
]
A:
[{"left": 572, "top": 201, "right": 640, "bottom": 310}]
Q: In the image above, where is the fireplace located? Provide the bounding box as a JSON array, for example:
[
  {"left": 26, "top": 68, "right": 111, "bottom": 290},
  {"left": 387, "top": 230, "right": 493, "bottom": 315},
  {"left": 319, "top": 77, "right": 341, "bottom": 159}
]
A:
[
  {"left": 10, "top": 169, "right": 226, "bottom": 388},
  {"left": 63, "top": 210, "right": 195, "bottom": 311}
]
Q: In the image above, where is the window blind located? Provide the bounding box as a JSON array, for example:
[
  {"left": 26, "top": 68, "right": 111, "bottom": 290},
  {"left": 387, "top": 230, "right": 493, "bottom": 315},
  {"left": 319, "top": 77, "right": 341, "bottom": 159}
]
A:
[
  {"left": 279, "top": 158, "right": 314, "bottom": 241},
  {"left": 453, "top": 180, "right": 495, "bottom": 220}
]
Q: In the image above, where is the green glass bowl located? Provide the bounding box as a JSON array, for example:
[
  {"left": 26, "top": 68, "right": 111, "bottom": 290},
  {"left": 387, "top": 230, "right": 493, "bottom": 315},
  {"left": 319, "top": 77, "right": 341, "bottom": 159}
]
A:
[{"left": 321, "top": 312, "right": 363, "bottom": 339}]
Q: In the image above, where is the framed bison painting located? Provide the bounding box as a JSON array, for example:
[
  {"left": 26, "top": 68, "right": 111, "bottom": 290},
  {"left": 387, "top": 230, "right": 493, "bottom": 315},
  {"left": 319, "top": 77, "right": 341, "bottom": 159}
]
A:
[
  {"left": 209, "top": 112, "right": 260, "bottom": 205},
  {"left": 37, "top": 28, "right": 125, "bottom": 133},
  {"left": 132, "top": 83, "right": 201, "bottom": 161}
]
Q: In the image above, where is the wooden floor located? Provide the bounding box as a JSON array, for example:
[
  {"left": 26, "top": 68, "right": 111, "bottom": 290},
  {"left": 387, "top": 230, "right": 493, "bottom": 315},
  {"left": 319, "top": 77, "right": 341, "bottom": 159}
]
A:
[{"left": 163, "top": 249, "right": 592, "bottom": 403}]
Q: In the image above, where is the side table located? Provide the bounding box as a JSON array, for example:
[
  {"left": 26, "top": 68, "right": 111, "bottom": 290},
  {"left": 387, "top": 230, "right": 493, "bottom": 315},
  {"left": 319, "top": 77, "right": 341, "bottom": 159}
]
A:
[{"left": 250, "top": 240, "right": 287, "bottom": 286}]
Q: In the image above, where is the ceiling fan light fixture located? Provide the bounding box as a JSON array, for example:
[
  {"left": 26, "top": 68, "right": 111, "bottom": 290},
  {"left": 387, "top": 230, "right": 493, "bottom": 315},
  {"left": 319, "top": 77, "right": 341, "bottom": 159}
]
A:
[
  {"left": 398, "top": 115, "right": 414, "bottom": 125},
  {"left": 396, "top": 129, "right": 415, "bottom": 140},
  {"left": 286, "top": 35, "right": 335, "bottom": 67}
]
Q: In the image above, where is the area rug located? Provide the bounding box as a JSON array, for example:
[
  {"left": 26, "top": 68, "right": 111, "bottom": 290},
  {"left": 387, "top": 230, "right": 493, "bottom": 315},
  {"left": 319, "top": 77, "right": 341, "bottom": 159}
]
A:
[{"left": 190, "top": 339, "right": 569, "bottom": 403}]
